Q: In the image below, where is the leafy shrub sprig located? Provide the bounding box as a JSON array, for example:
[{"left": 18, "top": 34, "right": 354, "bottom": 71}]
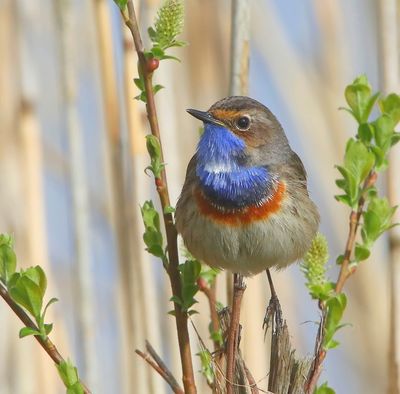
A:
[{"left": 304, "top": 75, "right": 400, "bottom": 393}]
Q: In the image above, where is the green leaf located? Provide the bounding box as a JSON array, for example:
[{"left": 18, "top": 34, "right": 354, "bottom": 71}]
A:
[
  {"left": 370, "top": 145, "right": 388, "bottom": 172},
  {"left": 177, "top": 259, "right": 201, "bottom": 312},
  {"left": 170, "top": 295, "right": 182, "bottom": 306},
  {"left": 335, "top": 139, "right": 375, "bottom": 208},
  {"left": 344, "top": 75, "right": 378, "bottom": 123},
  {"left": 8, "top": 266, "right": 47, "bottom": 319},
  {"left": 362, "top": 197, "right": 397, "bottom": 244},
  {"left": 145, "top": 135, "right": 164, "bottom": 178},
  {"left": 357, "top": 123, "right": 373, "bottom": 143},
  {"left": 391, "top": 132, "right": 400, "bottom": 146},
  {"left": 210, "top": 328, "right": 223, "bottom": 346},
  {"left": 66, "top": 383, "right": 85, "bottom": 394},
  {"left": 150, "top": 46, "right": 165, "bottom": 58},
  {"left": 140, "top": 201, "right": 165, "bottom": 260},
  {"left": 336, "top": 254, "right": 344, "bottom": 265},
  {"left": 153, "top": 84, "right": 164, "bottom": 94},
  {"left": 169, "top": 39, "right": 187, "bottom": 47},
  {"left": 148, "top": 27, "right": 157, "bottom": 41},
  {"left": 133, "top": 77, "right": 144, "bottom": 91},
  {"left": 146, "top": 244, "right": 164, "bottom": 258},
  {"left": 373, "top": 114, "right": 395, "bottom": 153},
  {"left": 200, "top": 266, "right": 220, "bottom": 286},
  {"left": 0, "top": 235, "right": 17, "bottom": 284},
  {"left": 379, "top": 93, "right": 400, "bottom": 125},
  {"left": 164, "top": 205, "right": 176, "bottom": 214},
  {"left": 19, "top": 326, "right": 41, "bottom": 338},
  {"left": 315, "top": 382, "right": 336, "bottom": 394},
  {"left": 134, "top": 91, "right": 147, "bottom": 103},
  {"left": 179, "top": 260, "right": 202, "bottom": 282},
  {"left": 57, "top": 360, "right": 85, "bottom": 393},
  {"left": 113, "top": 0, "right": 128, "bottom": 10},
  {"left": 44, "top": 323, "right": 53, "bottom": 335},
  {"left": 344, "top": 139, "right": 375, "bottom": 183},
  {"left": 354, "top": 243, "right": 370, "bottom": 262},
  {"left": 197, "top": 349, "right": 214, "bottom": 384},
  {"left": 308, "top": 282, "right": 335, "bottom": 301},
  {"left": 323, "top": 293, "right": 347, "bottom": 350},
  {"left": 42, "top": 297, "right": 58, "bottom": 320},
  {"left": 334, "top": 194, "right": 351, "bottom": 207},
  {"left": 159, "top": 54, "right": 181, "bottom": 62}
]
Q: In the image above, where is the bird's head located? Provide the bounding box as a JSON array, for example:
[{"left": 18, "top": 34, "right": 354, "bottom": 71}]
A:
[
  {"left": 187, "top": 96, "right": 290, "bottom": 166},
  {"left": 187, "top": 97, "right": 294, "bottom": 208}
]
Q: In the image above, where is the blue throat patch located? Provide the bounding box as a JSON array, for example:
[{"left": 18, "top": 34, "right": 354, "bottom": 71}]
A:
[{"left": 196, "top": 123, "right": 272, "bottom": 208}]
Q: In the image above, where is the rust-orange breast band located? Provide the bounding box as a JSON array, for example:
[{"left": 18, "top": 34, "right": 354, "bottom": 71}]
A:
[{"left": 195, "top": 181, "right": 286, "bottom": 226}]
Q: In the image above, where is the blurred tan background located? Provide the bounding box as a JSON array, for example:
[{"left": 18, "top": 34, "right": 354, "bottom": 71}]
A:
[{"left": 0, "top": 0, "right": 399, "bottom": 393}]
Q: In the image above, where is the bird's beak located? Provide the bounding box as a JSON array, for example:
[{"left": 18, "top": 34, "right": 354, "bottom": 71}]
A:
[{"left": 186, "top": 109, "right": 224, "bottom": 127}]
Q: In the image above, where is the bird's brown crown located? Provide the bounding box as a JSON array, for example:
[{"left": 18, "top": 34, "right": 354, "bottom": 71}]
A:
[{"left": 207, "top": 96, "right": 286, "bottom": 148}]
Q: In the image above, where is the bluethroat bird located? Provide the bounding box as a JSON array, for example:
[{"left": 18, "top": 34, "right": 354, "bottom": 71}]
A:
[{"left": 175, "top": 96, "right": 319, "bottom": 281}]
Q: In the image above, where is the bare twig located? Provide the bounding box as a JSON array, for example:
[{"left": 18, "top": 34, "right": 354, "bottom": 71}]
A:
[
  {"left": 0, "top": 283, "right": 91, "bottom": 394},
  {"left": 121, "top": 2, "right": 196, "bottom": 393},
  {"left": 135, "top": 349, "right": 184, "bottom": 394},
  {"left": 243, "top": 362, "right": 260, "bottom": 394},
  {"left": 226, "top": 274, "right": 246, "bottom": 394},
  {"left": 304, "top": 310, "right": 327, "bottom": 393},
  {"left": 197, "top": 278, "right": 221, "bottom": 351},
  {"left": 145, "top": 340, "right": 182, "bottom": 392}
]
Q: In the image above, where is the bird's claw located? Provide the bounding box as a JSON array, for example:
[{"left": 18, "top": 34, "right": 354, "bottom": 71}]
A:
[{"left": 263, "top": 294, "right": 283, "bottom": 333}]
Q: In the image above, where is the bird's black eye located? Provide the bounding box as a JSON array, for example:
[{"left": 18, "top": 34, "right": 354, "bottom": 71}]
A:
[{"left": 236, "top": 115, "right": 251, "bottom": 130}]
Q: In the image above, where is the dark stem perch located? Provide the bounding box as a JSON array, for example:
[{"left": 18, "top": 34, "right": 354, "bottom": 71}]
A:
[
  {"left": 218, "top": 307, "right": 259, "bottom": 394},
  {"left": 0, "top": 283, "right": 91, "bottom": 394},
  {"left": 266, "top": 308, "right": 311, "bottom": 393},
  {"left": 260, "top": 270, "right": 312, "bottom": 393},
  {"left": 121, "top": 2, "right": 197, "bottom": 393},
  {"left": 135, "top": 346, "right": 184, "bottom": 394},
  {"left": 226, "top": 273, "right": 246, "bottom": 394}
]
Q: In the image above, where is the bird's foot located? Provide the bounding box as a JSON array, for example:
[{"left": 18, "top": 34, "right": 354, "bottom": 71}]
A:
[{"left": 262, "top": 293, "right": 283, "bottom": 333}]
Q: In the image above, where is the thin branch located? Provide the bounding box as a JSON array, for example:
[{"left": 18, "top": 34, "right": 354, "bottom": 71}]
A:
[
  {"left": 198, "top": 278, "right": 221, "bottom": 351},
  {"left": 0, "top": 283, "right": 91, "bottom": 394},
  {"left": 226, "top": 274, "right": 246, "bottom": 394},
  {"left": 335, "top": 171, "right": 377, "bottom": 293},
  {"left": 121, "top": 2, "right": 196, "bottom": 393},
  {"left": 243, "top": 362, "right": 260, "bottom": 394},
  {"left": 306, "top": 171, "right": 377, "bottom": 393},
  {"left": 145, "top": 340, "right": 182, "bottom": 392},
  {"left": 304, "top": 310, "right": 327, "bottom": 393},
  {"left": 135, "top": 349, "right": 184, "bottom": 394}
]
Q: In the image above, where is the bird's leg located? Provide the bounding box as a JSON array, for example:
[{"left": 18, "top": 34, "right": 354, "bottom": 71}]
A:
[
  {"left": 225, "top": 273, "right": 246, "bottom": 394},
  {"left": 263, "top": 269, "right": 283, "bottom": 332}
]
